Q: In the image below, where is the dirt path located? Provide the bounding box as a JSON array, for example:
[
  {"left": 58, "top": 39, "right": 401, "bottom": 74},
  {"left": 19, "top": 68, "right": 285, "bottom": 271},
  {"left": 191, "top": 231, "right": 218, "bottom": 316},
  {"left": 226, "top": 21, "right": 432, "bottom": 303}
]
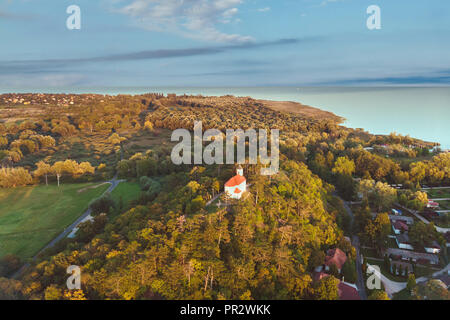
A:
[{"left": 77, "top": 182, "right": 110, "bottom": 193}]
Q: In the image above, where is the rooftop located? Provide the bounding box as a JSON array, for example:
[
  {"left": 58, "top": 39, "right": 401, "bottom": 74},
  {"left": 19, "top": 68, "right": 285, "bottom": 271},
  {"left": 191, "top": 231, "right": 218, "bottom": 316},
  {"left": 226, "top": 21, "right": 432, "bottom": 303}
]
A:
[
  {"left": 325, "top": 248, "right": 347, "bottom": 270},
  {"left": 225, "top": 175, "right": 246, "bottom": 187},
  {"left": 338, "top": 282, "right": 360, "bottom": 300},
  {"left": 386, "top": 248, "right": 440, "bottom": 264}
]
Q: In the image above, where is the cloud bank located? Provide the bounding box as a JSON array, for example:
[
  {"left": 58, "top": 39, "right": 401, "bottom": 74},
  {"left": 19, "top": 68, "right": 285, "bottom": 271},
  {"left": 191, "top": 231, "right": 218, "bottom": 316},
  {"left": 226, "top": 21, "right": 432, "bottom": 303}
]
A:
[{"left": 109, "top": 0, "right": 252, "bottom": 43}]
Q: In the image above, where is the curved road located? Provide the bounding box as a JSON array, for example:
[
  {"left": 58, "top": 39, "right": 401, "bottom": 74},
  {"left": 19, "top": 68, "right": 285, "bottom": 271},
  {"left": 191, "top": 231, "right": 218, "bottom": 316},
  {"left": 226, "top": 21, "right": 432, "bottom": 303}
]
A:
[
  {"left": 11, "top": 176, "right": 124, "bottom": 279},
  {"left": 394, "top": 203, "right": 450, "bottom": 233},
  {"left": 340, "top": 198, "right": 367, "bottom": 300},
  {"left": 340, "top": 198, "right": 449, "bottom": 298},
  {"left": 366, "top": 263, "right": 406, "bottom": 297}
]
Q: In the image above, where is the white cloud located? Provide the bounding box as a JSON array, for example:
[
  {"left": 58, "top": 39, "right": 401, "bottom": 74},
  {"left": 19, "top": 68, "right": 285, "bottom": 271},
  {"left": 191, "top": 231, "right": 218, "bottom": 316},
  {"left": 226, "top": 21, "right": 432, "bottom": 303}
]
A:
[
  {"left": 257, "top": 7, "right": 270, "bottom": 12},
  {"left": 109, "top": 0, "right": 253, "bottom": 43}
]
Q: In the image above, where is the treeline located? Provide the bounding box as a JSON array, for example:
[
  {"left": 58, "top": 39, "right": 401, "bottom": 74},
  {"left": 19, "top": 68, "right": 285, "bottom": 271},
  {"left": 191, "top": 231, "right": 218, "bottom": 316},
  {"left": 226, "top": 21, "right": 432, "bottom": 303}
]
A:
[
  {"left": 0, "top": 159, "right": 96, "bottom": 188},
  {"left": 8, "top": 160, "right": 351, "bottom": 300}
]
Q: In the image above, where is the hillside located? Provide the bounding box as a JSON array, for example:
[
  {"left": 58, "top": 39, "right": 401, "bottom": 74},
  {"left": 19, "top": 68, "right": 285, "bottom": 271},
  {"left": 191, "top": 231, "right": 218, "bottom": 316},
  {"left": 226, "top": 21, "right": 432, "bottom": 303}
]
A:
[{"left": 0, "top": 93, "right": 448, "bottom": 301}]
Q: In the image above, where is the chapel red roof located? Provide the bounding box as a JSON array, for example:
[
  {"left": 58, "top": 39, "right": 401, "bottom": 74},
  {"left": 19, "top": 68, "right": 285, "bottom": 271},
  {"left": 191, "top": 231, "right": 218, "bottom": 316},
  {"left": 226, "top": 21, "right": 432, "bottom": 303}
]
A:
[{"left": 225, "top": 175, "right": 246, "bottom": 187}]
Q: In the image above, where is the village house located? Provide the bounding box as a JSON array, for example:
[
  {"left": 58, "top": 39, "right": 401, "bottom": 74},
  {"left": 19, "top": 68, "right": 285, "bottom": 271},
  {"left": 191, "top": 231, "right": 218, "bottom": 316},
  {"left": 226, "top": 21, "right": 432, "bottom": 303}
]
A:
[
  {"left": 427, "top": 200, "right": 440, "bottom": 209},
  {"left": 392, "top": 220, "right": 409, "bottom": 235},
  {"left": 324, "top": 248, "right": 347, "bottom": 273},
  {"left": 312, "top": 272, "right": 360, "bottom": 300},
  {"left": 424, "top": 241, "right": 442, "bottom": 254},
  {"left": 395, "top": 234, "right": 414, "bottom": 250},
  {"left": 389, "top": 215, "right": 414, "bottom": 225},
  {"left": 386, "top": 248, "right": 440, "bottom": 265},
  {"left": 338, "top": 282, "right": 360, "bottom": 300}
]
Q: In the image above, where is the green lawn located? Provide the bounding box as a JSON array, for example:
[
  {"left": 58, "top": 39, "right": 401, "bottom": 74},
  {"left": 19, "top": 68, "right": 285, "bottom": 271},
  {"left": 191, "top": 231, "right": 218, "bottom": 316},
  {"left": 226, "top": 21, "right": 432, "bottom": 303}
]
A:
[
  {"left": 425, "top": 189, "right": 450, "bottom": 199},
  {"left": 110, "top": 181, "right": 142, "bottom": 211},
  {"left": 366, "top": 258, "right": 407, "bottom": 282},
  {"left": 436, "top": 200, "right": 450, "bottom": 210},
  {"left": 0, "top": 183, "right": 109, "bottom": 260}
]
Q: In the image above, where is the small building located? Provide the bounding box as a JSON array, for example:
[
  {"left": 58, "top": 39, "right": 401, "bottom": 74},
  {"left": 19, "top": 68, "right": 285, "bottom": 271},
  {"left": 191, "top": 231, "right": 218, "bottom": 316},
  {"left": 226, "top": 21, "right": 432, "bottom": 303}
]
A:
[
  {"left": 392, "top": 220, "right": 409, "bottom": 235},
  {"left": 388, "top": 215, "right": 414, "bottom": 225},
  {"left": 424, "top": 241, "right": 441, "bottom": 254},
  {"left": 338, "top": 282, "right": 360, "bottom": 300},
  {"left": 224, "top": 166, "right": 246, "bottom": 200},
  {"left": 312, "top": 273, "right": 361, "bottom": 300},
  {"left": 386, "top": 248, "right": 439, "bottom": 265},
  {"left": 312, "top": 271, "right": 329, "bottom": 283},
  {"left": 427, "top": 200, "right": 440, "bottom": 209},
  {"left": 396, "top": 234, "right": 414, "bottom": 250},
  {"left": 324, "top": 248, "right": 347, "bottom": 273}
]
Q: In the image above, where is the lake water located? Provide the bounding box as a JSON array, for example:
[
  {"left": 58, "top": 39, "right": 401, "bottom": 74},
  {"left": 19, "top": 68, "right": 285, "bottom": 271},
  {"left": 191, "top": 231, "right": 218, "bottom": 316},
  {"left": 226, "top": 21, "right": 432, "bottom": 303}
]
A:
[{"left": 2, "top": 87, "right": 449, "bottom": 149}]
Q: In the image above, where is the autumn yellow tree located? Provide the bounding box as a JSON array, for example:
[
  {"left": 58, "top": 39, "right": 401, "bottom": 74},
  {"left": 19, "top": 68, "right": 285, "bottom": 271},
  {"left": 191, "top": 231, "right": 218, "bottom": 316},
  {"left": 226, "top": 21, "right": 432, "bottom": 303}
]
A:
[{"left": 34, "top": 161, "right": 52, "bottom": 186}]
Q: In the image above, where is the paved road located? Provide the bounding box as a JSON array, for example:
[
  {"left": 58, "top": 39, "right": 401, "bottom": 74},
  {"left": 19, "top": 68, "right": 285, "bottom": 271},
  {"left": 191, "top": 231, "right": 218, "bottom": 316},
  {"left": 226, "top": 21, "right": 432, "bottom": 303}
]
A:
[
  {"left": 366, "top": 263, "right": 406, "bottom": 298},
  {"left": 340, "top": 198, "right": 367, "bottom": 300},
  {"left": 369, "top": 261, "right": 450, "bottom": 297},
  {"left": 395, "top": 203, "right": 450, "bottom": 234},
  {"left": 422, "top": 187, "right": 450, "bottom": 190},
  {"left": 11, "top": 176, "right": 124, "bottom": 280}
]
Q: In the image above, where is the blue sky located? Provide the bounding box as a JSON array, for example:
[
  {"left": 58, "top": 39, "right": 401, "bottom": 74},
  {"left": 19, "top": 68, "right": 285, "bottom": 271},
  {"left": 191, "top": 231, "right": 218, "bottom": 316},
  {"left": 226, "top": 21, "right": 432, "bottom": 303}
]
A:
[{"left": 1, "top": 0, "right": 449, "bottom": 88}]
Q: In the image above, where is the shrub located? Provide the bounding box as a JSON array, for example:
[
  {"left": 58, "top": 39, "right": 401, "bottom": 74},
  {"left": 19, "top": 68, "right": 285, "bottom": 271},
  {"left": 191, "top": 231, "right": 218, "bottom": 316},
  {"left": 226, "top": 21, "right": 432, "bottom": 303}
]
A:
[{"left": 89, "top": 193, "right": 116, "bottom": 215}]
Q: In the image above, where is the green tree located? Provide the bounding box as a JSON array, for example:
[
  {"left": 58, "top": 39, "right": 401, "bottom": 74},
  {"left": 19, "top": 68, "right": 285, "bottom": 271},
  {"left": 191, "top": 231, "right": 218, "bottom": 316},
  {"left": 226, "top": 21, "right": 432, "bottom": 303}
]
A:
[
  {"left": 407, "top": 274, "right": 416, "bottom": 293},
  {"left": 342, "top": 259, "right": 357, "bottom": 283},
  {"left": 314, "top": 276, "right": 339, "bottom": 300},
  {"left": 44, "top": 285, "right": 63, "bottom": 300},
  {"left": 332, "top": 156, "right": 355, "bottom": 176},
  {"left": 368, "top": 290, "right": 390, "bottom": 300}
]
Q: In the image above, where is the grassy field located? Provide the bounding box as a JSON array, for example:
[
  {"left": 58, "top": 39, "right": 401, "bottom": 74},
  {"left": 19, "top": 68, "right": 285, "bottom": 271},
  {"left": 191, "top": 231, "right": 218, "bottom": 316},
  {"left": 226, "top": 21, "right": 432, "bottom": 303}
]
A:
[
  {"left": 436, "top": 200, "right": 450, "bottom": 210},
  {"left": 110, "top": 181, "right": 142, "bottom": 211},
  {"left": 0, "top": 183, "right": 109, "bottom": 260},
  {"left": 366, "top": 258, "right": 407, "bottom": 282},
  {"left": 426, "top": 189, "right": 450, "bottom": 199},
  {"left": 122, "top": 129, "right": 174, "bottom": 154}
]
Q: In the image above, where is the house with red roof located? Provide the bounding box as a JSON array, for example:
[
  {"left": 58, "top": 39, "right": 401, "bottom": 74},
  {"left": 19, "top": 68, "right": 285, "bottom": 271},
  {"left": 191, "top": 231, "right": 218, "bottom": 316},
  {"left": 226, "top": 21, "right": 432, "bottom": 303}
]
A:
[
  {"left": 224, "top": 166, "right": 246, "bottom": 200},
  {"left": 392, "top": 220, "right": 409, "bottom": 234},
  {"left": 427, "top": 200, "right": 440, "bottom": 209},
  {"left": 312, "top": 271, "right": 329, "bottom": 283},
  {"left": 324, "top": 248, "right": 347, "bottom": 273},
  {"left": 312, "top": 273, "right": 360, "bottom": 300},
  {"left": 338, "top": 282, "right": 361, "bottom": 300}
]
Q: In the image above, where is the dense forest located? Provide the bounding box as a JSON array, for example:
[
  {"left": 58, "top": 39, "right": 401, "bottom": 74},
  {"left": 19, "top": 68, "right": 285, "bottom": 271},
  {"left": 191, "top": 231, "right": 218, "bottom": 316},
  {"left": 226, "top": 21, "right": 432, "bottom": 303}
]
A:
[{"left": 0, "top": 93, "right": 448, "bottom": 300}]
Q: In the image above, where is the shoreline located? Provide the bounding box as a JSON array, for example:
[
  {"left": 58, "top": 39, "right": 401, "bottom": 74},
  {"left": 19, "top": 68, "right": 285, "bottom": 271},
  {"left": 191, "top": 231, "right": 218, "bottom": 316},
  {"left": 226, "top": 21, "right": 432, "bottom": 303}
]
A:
[{"left": 0, "top": 88, "right": 447, "bottom": 149}]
